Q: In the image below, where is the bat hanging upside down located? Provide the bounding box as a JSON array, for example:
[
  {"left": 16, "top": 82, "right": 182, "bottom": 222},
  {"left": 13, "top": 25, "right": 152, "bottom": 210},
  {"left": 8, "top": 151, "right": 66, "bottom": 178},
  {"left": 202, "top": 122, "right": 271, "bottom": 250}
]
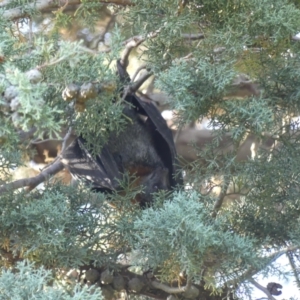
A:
[{"left": 62, "top": 61, "right": 182, "bottom": 208}]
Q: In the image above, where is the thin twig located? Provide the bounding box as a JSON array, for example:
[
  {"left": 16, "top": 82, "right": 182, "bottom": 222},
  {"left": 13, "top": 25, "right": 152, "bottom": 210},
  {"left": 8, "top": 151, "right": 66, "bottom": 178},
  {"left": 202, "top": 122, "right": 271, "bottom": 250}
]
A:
[
  {"left": 130, "top": 71, "right": 153, "bottom": 93},
  {"left": 30, "top": 138, "right": 63, "bottom": 144},
  {"left": 28, "top": 17, "right": 33, "bottom": 46},
  {"left": 151, "top": 278, "right": 192, "bottom": 294},
  {"left": 78, "top": 45, "right": 100, "bottom": 54},
  {"left": 4, "top": 0, "right": 133, "bottom": 20},
  {"left": 181, "top": 33, "right": 205, "bottom": 40},
  {"left": 120, "top": 29, "right": 161, "bottom": 69},
  {"left": 174, "top": 126, "right": 183, "bottom": 143},
  {"left": 121, "top": 71, "right": 153, "bottom": 101},
  {"left": 182, "top": 53, "right": 193, "bottom": 60},
  {"left": 0, "top": 160, "right": 64, "bottom": 193},
  {"left": 120, "top": 37, "right": 146, "bottom": 69},
  {"left": 212, "top": 177, "right": 230, "bottom": 217},
  {"left": 131, "top": 64, "right": 148, "bottom": 82},
  {"left": 0, "top": 126, "right": 74, "bottom": 193},
  {"left": 286, "top": 251, "right": 300, "bottom": 289},
  {"left": 40, "top": 126, "right": 74, "bottom": 172},
  {"left": 136, "top": 92, "right": 158, "bottom": 105},
  {"left": 36, "top": 55, "right": 69, "bottom": 70},
  {"left": 224, "top": 245, "right": 300, "bottom": 288},
  {"left": 61, "top": 127, "right": 73, "bottom": 153},
  {"left": 249, "top": 279, "right": 276, "bottom": 300},
  {"left": 53, "top": 0, "right": 69, "bottom": 14},
  {"left": 101, "top": 9, "right": 119, "bottom": 40}
]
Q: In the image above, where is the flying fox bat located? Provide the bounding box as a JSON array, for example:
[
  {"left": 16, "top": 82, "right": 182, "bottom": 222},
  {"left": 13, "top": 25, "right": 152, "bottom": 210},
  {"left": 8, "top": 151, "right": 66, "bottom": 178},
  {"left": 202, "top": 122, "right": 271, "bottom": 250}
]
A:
[{"left": 62, "top": 60, "right": 182, "bottom": 207}]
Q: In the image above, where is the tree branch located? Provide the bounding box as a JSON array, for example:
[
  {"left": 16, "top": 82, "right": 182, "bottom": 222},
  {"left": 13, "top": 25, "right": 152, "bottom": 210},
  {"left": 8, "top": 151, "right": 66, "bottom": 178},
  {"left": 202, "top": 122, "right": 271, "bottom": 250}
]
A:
[
  {"left": 151, "top": 278, "right": 192, "bottom": 294},
  {"left": 181, "top": 33, "right": 205, "bottom": 40},
  {"left": 286, "top": 251, "right": 300, "bottom": 289},
  {"left": 61, "top": 127, "right": 73, "bottom": 153},
  {"left": 0, "top": 126, "right": 74, "bottom": 193},
  {"left": 4, "top": 0, "right": 133, "bottom": 20},
  {"left": 131, "top": 71, "right": 153, "bottom": 93},
  {"left": 64, "top": 261, "right": 233, "bottom": 300},
  {"left": 120, "top": 37, "right": 146, "bottom": 69},
  {"left": 212, "top": 177, "right": 230, "bottom": 217},
  {"left": 121, "top": 71, "right": 153, "bottom": 102},
  {"left": 131, "top": 64, "right": 148, "bottom": 82},
  {"left": 224, "top": 245, "right": 300, "bottom": 288},
  {"left": 119, "top": 37, "right": 144, "bottom": 68},
  {"left": 249, "top": 279, "right": 276, "bottom": 300},
  {"left": 0, "top": 159, "right": 64, "bottom": 193},
  {"left": 120, "top": 30, "right": 160, "bottom": 69}
]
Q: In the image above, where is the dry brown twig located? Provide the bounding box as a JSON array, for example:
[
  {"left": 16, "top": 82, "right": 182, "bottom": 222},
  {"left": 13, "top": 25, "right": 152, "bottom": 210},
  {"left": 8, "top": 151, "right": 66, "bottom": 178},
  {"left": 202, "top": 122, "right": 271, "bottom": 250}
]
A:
[
  {"left": 120, "top": 30, "right": 161, "bottom": 69},
  {"left": 0, "top": 126, "right": 74, "bottom": 193},
  {"left": 54, "top": 0, "right": 69, "bottom": 14},
  {"left": 0, "top": 160, "right": 64, "bottom": 193},
  {"left": 117, "top": 31, "right": 158, "bottom": 100},
  {"left": 151, "top": 278, "right": 193, "bottom": 294}
]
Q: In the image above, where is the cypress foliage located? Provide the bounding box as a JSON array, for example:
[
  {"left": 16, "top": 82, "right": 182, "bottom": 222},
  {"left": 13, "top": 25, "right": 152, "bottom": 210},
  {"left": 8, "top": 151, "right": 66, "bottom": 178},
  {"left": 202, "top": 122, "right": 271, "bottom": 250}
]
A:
[{"left": 1, "top": 0, "right": 300, "bottom": 299}]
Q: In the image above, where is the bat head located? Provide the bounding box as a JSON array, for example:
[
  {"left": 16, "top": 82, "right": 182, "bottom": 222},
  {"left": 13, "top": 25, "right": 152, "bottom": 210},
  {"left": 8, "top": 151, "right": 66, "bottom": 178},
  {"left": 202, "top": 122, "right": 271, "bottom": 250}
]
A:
[{"left": 136, "top": 167, "right": 170, "bottom": 208}]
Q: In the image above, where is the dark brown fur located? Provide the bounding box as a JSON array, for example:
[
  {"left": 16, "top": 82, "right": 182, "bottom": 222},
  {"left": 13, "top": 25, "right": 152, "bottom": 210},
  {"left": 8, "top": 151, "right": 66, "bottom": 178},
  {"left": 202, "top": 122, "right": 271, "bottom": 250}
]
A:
[{"left": 106, "top": 106, "right": 170, "bottom": 207}]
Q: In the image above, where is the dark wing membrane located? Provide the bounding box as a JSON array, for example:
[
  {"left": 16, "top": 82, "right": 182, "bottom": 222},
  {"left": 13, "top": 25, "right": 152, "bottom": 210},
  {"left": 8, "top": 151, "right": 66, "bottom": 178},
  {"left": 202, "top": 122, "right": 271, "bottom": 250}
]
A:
[
  {"left": 126, "top": 93, "right": 183, "bottom": 187},
  {"left": 63, "top": 60, "right": 182, "bottom": 191},
  {"left": 62, "top": 137, "right": 120, "bottom": 191},
  {"left": 116, "top": 61, "right": 182, "bottom": 186}
]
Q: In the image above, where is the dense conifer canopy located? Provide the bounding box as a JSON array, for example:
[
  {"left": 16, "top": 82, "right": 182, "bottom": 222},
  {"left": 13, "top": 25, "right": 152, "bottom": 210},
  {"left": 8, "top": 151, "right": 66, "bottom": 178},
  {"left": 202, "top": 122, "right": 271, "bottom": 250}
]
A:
[{"left": 1, "top": 0, "right": 300, "bottom": 299}]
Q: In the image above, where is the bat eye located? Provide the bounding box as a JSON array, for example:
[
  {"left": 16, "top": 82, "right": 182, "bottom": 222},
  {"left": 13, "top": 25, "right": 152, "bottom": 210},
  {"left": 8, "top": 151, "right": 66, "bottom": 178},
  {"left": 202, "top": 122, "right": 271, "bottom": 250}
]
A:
[{"left": 154, "top": 185, "right": 158, "bottom": 191}]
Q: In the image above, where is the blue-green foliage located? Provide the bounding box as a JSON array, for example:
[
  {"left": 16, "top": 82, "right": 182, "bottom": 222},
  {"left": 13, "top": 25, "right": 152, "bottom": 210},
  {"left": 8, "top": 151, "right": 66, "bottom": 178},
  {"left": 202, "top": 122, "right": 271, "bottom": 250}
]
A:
[
  {"left": 0, "top": 183, "right": 142, "bottom": 268},
  {"left": 216, "top": 97, "right": 275, "bottom": 139},
  {"left": 0, "top": 20, "right": 124, "bottom": 147},
  {"left": 230, "top": 136, "right": 300, "bottom": 244},
  {"left": 0, "top": 260, "right": 102, "bottom": 300},
  {"left": 156, "top": 59, "right": 236, "bottom": 123},
  {"left": 132, "top": 191, "right": 259, "bottom": 284},
  {"left": 2, "top": 0, "right": 300, "bottom": 298}
]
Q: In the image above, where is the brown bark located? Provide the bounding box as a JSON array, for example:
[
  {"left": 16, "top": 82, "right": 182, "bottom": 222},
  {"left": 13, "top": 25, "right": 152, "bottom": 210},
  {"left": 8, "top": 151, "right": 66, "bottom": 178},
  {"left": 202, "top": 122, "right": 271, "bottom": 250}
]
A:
[
  {"left": 3, "top": 0, "right": 133, "bottom": 20},
  {"left": 77, "top": 265, "right": 235, "bottom": 300},
  {"left": 0, "top": 160, "right": 64, "bottom": 193}
]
